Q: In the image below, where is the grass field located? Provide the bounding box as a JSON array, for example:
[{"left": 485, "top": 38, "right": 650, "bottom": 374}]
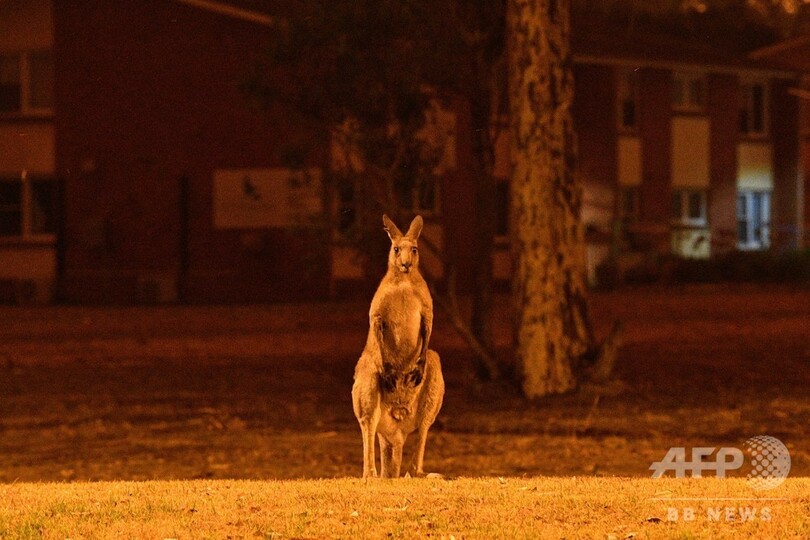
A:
[
  {"left": 1, "top": 478, "right": 808, "bottom": 539},
  {"left": 0, "top": 285, "right": 808, "bottom": 537}
]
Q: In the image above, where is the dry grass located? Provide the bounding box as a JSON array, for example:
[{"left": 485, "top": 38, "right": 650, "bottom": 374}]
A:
[{"left": 0, "top": 477, "right": 808, "bottom": 539}]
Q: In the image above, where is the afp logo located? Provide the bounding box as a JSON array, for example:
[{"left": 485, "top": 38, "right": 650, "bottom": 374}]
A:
[{"left": 650, "top": 435, "right": 791, "bottom": 490}]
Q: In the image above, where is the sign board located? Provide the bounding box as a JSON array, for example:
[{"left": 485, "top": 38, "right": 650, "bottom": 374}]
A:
[{"left": 213, "top": 168, "right": 322, "bottom": 229}]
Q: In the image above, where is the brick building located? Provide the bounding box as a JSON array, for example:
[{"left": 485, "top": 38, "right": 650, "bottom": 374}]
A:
[{"left": 1, "top": 0, "right": 808, "bottom": 303}]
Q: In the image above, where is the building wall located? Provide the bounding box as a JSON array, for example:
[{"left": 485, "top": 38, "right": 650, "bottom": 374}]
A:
[
  {"left": 708, "top": 74, "right": 739, "bottom": 253},
  {"left": 0, "top": 0, "right": 57, "bottom": 303},
  {"left": 638, "top": 68, "right": 673, "bottom": 251},
  {"left": 573, "top": 63, "right": 617, "bottom": 282},
  {"left": 771, "top": 78, "right": 802, "bottom": 250},
  {"left": 441, "top": 96, "right": 478, "bottom": 293},
  {"left": 53, "top": 0, "right": 329, "bottom": 303},
  {"left": 18, "top": 0, "right": 810, "bottom": 302},
  {"left": 0, "top": 0, "right": 52, "bottom": 49}
]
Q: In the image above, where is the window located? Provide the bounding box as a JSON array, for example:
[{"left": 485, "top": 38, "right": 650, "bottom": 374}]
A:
[
  {"left": 335, "top": 178, "right": 356, "bottom": 235},
  {"left": 739, "top": 81, "right": 767, "bottom": 137},
  {"left": 29, "top": 51, "right": 54, "bottom": 110},
  {"left": 495, "top": 181, "right": 509, "bottom": 238},
  {"left": 617, "top": 69, "right": 639, "bottom": 131},
  {"left": 0, "top": 182, "right": 22, "bottom": 235},
  {"left": 672, "top": 189, "right": 707, "bottom": 226},
  {"left": 0, "top": 51, "right": 54, "bottom": 116},
  {"left": 672, "top": 72, "right": 705, "bottom": 112},
  {"left": 395, "top": 165, "right": 440, "bottom": 216},
  {"left": 737, "top": 190, "right": 770, "bottom": 250},
  {"left": 0, "top": 173, "right": 57, "bottom": 240},
  {"left": 0, "top": 55, "right": 21, "bottom": 112},
  {"left": 618, "top": 187, "right": 640, "bottom": 226},
  {"left": 414, "top": 174, "right": 439, "bottom": 214}
]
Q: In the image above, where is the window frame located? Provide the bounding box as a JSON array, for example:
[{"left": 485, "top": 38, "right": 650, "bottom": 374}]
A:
[
  {"left": 738, "top": 79, "right": 769, "bottom": 140},
  {"left": 494, "top": 179, "right": 510, "bottom": 242},
  {"left": 0, "top": 50, "right": 54, "bottom": 118},
  {"left": 617, "top": 68, "right": 639, "bottom": 133},
  {"left": 0, "top": 172, "right": 57, "bottom": 243},
  {"left": 672, "top": 71, "right": 706, "bottom": 114},
  {"left": 617, "top": 186, "right": 640, "bottom": 226},
  {"left": 671, "top": 189, "right": 708, "bottom": 227},
  {"left": 410, "top": 172, "right": 441, "bottom": 217},
  {"left": 737, "top": 189, "right": 770, "bottom": 250}
]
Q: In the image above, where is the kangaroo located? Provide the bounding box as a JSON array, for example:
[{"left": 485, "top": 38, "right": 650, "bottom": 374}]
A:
[{"left": 351, "top": 214, "right": 444, "bottom": 479}]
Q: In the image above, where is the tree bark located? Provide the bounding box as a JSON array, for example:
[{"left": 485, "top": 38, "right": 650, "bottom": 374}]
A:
[{"left": 507, "top": 0, "right": 593, "bottom": 397}]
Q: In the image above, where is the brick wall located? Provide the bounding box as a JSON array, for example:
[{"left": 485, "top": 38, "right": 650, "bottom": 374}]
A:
[
  {"left": 53, "top": 0, "right": 329, "bottom": 302},
  {"left": 708, "top": 74, "right": 739, "bottom": 253}
]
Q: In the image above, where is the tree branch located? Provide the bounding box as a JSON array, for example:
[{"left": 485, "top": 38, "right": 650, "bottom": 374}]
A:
[{"left": 427, "top": 280, "right": 500, "bottom": 381}]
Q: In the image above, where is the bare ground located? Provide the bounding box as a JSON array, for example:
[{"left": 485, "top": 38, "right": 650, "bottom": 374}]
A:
[{"left": 0, "top": 284, "right": 808, "bottom": 482}]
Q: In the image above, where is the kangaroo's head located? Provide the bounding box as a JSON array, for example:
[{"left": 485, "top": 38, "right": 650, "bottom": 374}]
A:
[{"left": 383, "top": 214, "right": 423, "bottom": 275}]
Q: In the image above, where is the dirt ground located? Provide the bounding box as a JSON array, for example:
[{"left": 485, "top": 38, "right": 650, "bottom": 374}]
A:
[{"left": 0, "top": 284, "right": 808, "bottom": 482}]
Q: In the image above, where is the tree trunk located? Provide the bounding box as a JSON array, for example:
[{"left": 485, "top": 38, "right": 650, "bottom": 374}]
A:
[{"left": 507, "top": 0, "right": 593, "bottom": 397}]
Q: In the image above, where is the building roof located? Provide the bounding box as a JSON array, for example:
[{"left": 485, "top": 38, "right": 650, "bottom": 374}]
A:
[
  {"left": 749, "top": 35, "right": 810, "bottom": 72},
  {"left": 572, "top": 22, "right": 797, "bottom": 76}
]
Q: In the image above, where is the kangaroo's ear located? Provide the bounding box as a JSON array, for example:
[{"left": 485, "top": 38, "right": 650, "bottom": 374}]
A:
[
  {"left": 382, "top": 214, "right": 403, "bottom": 241},
  {"left": 405, "top": 215, "right": 423, "bottom": 240}
]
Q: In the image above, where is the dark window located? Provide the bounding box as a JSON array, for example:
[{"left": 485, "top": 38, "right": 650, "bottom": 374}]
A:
[
  {"left": 618, "top": 70, "right": 638, "bottom": 130},
  {"left": 0, "top": 182, "right": 22, "bottom": 236},
  {"left": 0, "top": 177, "right": 58, "bottom": 238},
  {"left": 687, "top": 192, "right": 703, "bottom": 220},
  {"left": 672, "top": 189, "right": 707, "bottom": 225},
  {"left": 394, "top": 155, "right": 440, "bottom": 215},
  {"left": 415, "top": 174, "right": 437, "bottom": 213},
  {"left": 496, "top": 181, "right": 509, "bottom": 237},
  {"left": 0, "top": 55, "right": 21, "bottom": 113},
  {"left": 622, "top": 100, "right": 635, "bottom": 129},
  {"left": 739, "top": 82, "right": 767, "bottom": 137},
  {"left": 31, "top": 179, "right": 56, "bottom": 234},
  {"left": 688, "top": 78, "right": 704, "bottom": 107},
  {"left": 751, "top": 85, "right": 764, "bottom": 134},
  {"left": 671, "top": 192, "right": 681, "bottom": 221},
  {"left": 673, "top": 72, "right": 705, "bottom": 111},
  {"left": 619, "top": 187, "right": 639, "bottom": 222},
  {"left": 336, "top": 179, "right": 355, "bottom": 234},
  {"left": 29, "top": 51, "right": 54, "bottom": 110}
]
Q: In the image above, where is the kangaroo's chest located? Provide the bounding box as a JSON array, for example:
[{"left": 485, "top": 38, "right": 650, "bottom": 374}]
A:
[{"left": 373, "top": 286, "right": 425, "bottom": 354}]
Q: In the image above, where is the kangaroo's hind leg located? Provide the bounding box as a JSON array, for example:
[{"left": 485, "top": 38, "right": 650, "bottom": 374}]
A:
[
  {"left": 352, "top": 363, "right": 381, "bottom": 479},
  {"left": 378, "top": 435, "right": 393, "bottom": 478},
  {"left": 390, "top": 440, "right": 404, "bottom": 478},
  {"left": 407, "top": 425, "right": 430, "bottom": 476},
  {"left": 357, "top": 410, "right": 380, "bottom": 479},
  {"left": 379, "top": 434, "right": 405, "bottom": 478},
  {"left": 408, "top": 350, "right": 444, "bottom": 477}
]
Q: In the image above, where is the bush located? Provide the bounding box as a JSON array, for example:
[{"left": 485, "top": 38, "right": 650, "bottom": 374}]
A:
[
  {"left": 674, "top": 249, "right": 810, "bottom": 284},
  {"left": 596, "top": 249, "right": 810, "bottom": 287}
]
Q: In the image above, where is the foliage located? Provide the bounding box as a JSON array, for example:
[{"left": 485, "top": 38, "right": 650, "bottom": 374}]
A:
[
  {"left": 244, "top": 1, "right": 507, "bottom": 379},
  {"left": 673, "top": 249, "right": 810, "bottom": 283},
  {"left": 597, "top": 249, "right": 810, "bottom": 287},
  {"left": 243, "top": 1, "right": 503, "bottom": 263},
  {"left": 573, "top": 0, "right": 810, "bottom": 47}
]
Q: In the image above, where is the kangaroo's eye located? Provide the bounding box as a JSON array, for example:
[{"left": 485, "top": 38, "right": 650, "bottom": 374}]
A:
[
  {"left": 411, "top": 247, "right": 418, "bottom": 254},
  {"left": 393, "top": 247, "right": 399, "bottom": 254}
]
